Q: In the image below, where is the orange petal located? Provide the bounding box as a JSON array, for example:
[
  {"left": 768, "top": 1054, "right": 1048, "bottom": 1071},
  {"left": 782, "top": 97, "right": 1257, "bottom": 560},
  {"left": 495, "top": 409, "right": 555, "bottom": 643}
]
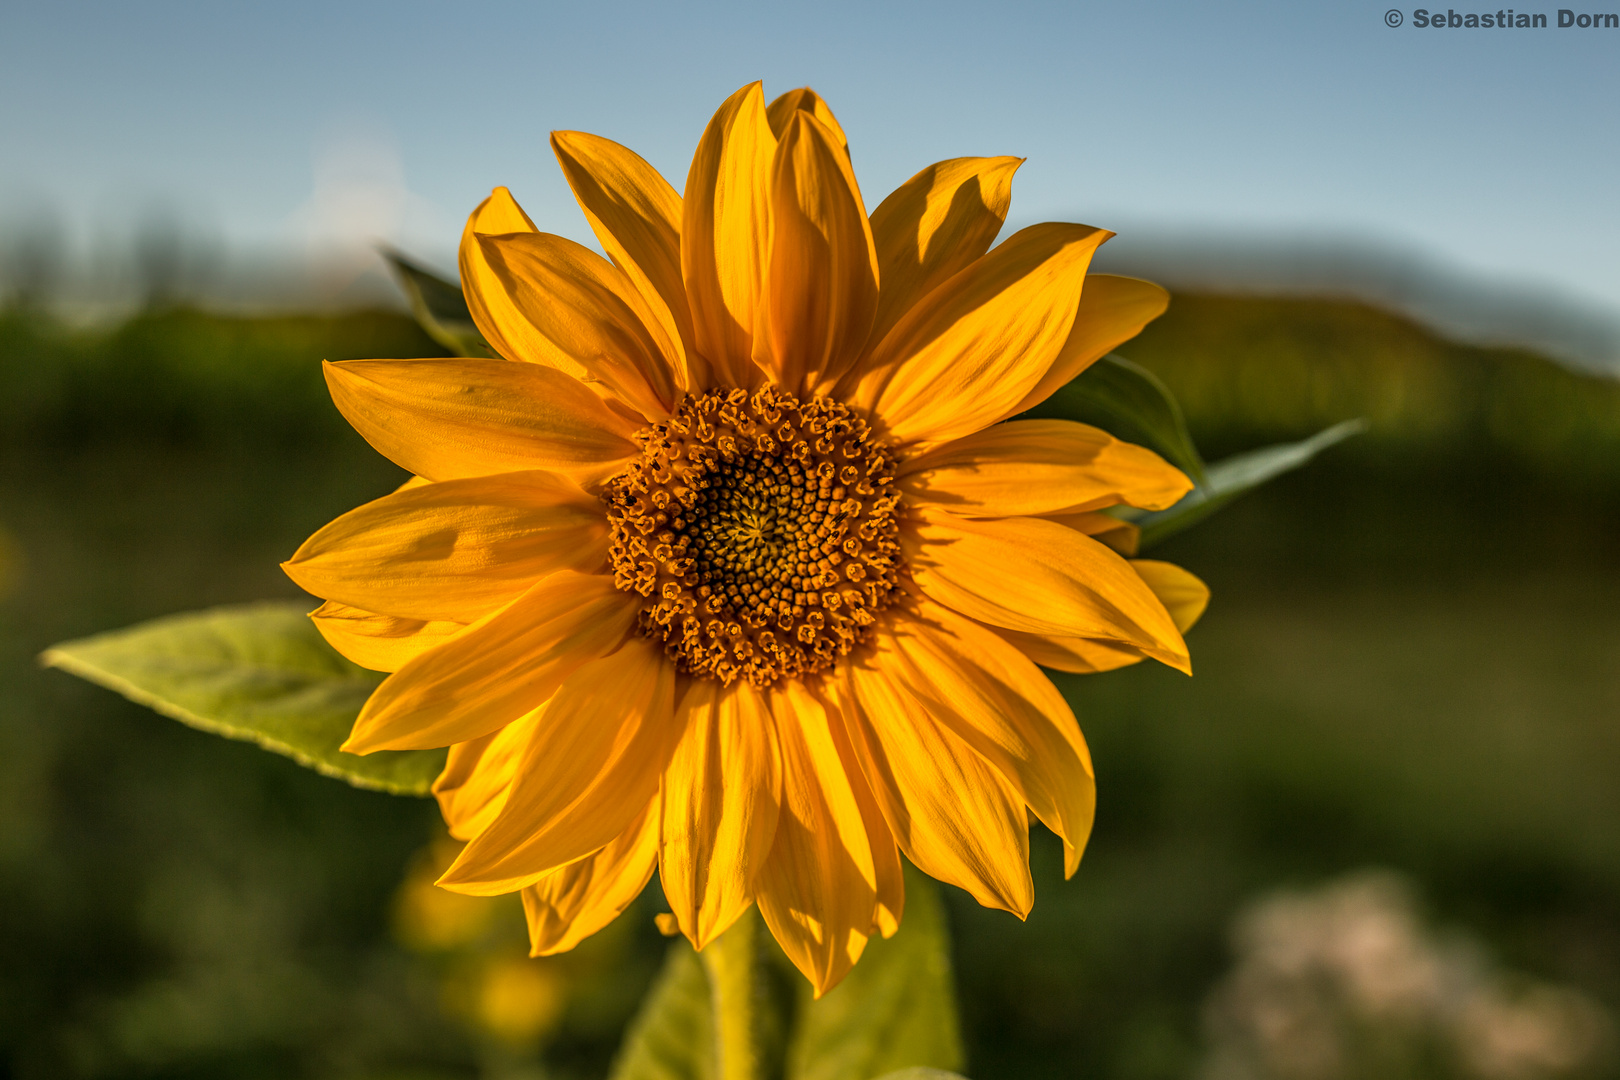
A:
[
  {"left": 682, "top": 82, "right": 776, "bottom": 389},
  {"left": 284, "top": 471, "right": 607, "bottom": 623},
  {"left": 765, "top": 87, "right": 849, "bottom": 149},
  {"left": 343, "top": 571, "right": 639, "bottom": 753},
  {"left": 1004, "top": 274, "right": 1171, "bottom": 417},
  {"left": 843, "top": 656, "right": 1033, "bottom": 916},
  {"left": 432, "top": 708, "right": 542, "bottom": 841},
  {"left": 323, "top": 358, "right": 639, "bottom": 485},
  {"left": 659, "top": 679, "right": 782, "bottom": 949},
  {"left": 475, "top": 231, "right": 680, "bottom": 419},
  {"left": 897, "top": 419, "right": 1193, "bottom": 518},
  {"left": 521, "top": 797, "right": 660, "bottom": 955},
  {"left": 755, "top": 680, "right": 882, "bottom": 995},
  {"left": 819, "top": 678, "right": 906, "bottom": 938},
  {"left": 988, "top": 560, "right": 1207, "bottom": 674},
  {"left": 458, "top": 188, "right": 540, "bottom": 365},
  {"left": 872, "top": 602, "right": 1096, "bottom": 877},
  {"left": 906, "top": 511, "right": 1189, "bottom": 673},
  {"left": 760, "top": 110, "right": 879, "bottom": 394},
  {"left": 1042, "top": 510, "right": 1141, "bottom": 556},
  {"left": 865, "top": 156, "right": 1020, "bottom": 351},
  {"left": 550, "top": 130, "right": 697, "bottom": 385},
  {"left": 853, "top": 223, "right": 1109, "bottom": 446},
  {"left": 308, "top": 599, "right": 467, "bottom": 673},
  {"left": 439, "top": 637, "right": 679, "bottom": 895},
  {"left": 1129, "top": 560, "right": 1210, "bottom": 633},
  {"left": 990, "top": 628, "right": 1146, "bottom": 675}
]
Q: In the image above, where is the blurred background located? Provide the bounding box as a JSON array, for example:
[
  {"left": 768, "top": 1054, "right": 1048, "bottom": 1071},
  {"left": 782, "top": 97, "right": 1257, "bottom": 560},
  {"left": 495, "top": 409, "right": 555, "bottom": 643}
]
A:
[{"left": 2, "top": 2, "right": 1617, "bottom": 1079}]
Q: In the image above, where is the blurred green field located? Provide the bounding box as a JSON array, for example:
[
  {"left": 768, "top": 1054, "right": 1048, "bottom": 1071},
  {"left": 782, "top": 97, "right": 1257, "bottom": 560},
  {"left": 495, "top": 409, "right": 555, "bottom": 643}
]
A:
[{"left": 2, "top": 295, "right": 1618, "bottom": 1080}]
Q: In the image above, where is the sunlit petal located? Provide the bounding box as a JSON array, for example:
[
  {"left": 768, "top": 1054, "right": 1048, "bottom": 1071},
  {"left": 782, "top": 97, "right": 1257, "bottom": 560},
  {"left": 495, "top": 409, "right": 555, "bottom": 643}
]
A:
[
  {"left": 522, "top": 799, "right": 661, "bottom": 955},
  {"left": 659, "top": 679, "right": 782, "bottom": 949},
  {"left": 439, "top": 637, "right": 679, "bottom": 894},
  {"left": 864, "top": 156, "right": 1019, "bottom": 351},
  {"left": 755, "top": 679, "right": 881, "bottom": 994},
  {"left": 906, "top": 511, "right": 1190, "bottom": 672},
  {"left": 284, "top": 470, "right": 607, "bottom": 622},
  {"left": 844, "top": 656, "right": 1033, "bottom": 916},
  {"left": 760, "top": 110, "right": 878, "bottom": 394},
  {"left": 343, "top": 571, "right": 640, "bottom": 753},
  {"left": 323, "top": 358, "right": 639, "bottom": 485},
  {"left": 898, "top": 419, "right": 1192, "bottom": 518},
  {"left": 853, "top": 223, "right": 1110, "bottom": 446},
  {"left": 682, "top": 82, "right": 776, "bottom": 389},
  {"left": 551, "top": 130, "right": 696, "bottom": 385}
]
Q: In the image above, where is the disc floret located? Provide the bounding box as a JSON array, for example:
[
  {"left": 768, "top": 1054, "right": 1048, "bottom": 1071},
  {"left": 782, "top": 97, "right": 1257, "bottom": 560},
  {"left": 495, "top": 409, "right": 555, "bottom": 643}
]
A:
[{"left": 605, "top": 386, "right": 902, "bottom": 686}]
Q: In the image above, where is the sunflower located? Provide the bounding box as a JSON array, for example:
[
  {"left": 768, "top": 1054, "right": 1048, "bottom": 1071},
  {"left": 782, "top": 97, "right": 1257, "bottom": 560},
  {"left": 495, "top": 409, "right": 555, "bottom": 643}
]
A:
[{"left": 284, "top": 83, "right": 1207, "bottom": 995}]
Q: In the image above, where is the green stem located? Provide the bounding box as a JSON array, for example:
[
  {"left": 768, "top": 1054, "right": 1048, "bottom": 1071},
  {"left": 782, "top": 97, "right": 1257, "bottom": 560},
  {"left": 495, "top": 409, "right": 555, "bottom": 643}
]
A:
[{"left": 700, "top": 908, "right": 763, "bottom": 1080}]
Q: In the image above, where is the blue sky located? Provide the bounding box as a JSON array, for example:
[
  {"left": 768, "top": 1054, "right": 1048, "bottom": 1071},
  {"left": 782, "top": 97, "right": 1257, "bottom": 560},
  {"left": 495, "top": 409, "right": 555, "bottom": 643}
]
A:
[{"left": 2, "top": 0, "right": 1616, "bottom": 324}]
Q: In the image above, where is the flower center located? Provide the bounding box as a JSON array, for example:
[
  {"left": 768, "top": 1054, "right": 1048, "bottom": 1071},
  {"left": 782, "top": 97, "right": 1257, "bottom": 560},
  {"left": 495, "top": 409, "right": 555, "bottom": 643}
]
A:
[{"left": 604, "top": 386, "right": 902, "bottom": 687}]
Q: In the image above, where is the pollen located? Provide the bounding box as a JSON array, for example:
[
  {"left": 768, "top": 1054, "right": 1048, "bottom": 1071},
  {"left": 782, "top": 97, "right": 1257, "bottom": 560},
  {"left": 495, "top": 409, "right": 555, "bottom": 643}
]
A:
[{"left": 604, "top": 386, "right": 902, "bottom": 687}]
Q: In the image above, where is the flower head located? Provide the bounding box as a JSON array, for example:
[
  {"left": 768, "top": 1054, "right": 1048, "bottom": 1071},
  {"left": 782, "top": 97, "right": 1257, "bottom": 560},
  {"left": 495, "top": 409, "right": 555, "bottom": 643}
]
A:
[{"left": 284, "top": 83, "right": 1206, "bottom": 994}]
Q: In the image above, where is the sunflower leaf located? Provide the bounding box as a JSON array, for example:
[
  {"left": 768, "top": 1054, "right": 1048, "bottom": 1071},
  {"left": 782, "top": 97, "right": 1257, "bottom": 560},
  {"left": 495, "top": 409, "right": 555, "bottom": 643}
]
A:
[
  {"left": 786, "top": 865, "right": 965, "bottom": 1080},
  {"left": 869, "top": 1071, "right": 972, "bottom": 1080},
  {"left": 39, "top": 602, "right": 443, "bottom": 795},
  {"left": 1129, "top": 418, "right": 1369, "bottom": 548},
  {"left": 381, "top": 247, "right": 496, "bottom": 358},
  {"left": 1035, "top": 353, "right": 1209, "bottom": 485},
  {"left": 609, "top": 940, "right": 716, "bottom": 1080}
]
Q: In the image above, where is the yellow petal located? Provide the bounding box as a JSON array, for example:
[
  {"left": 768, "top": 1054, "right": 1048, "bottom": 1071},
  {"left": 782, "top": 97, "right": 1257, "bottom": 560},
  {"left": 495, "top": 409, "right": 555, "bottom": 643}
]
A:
[
  {"left": 659, "top": 679, "right": 781, "bottom": 949},
  {"left": 439, "top": 637, "right": 679, "bottom": 895},
  {"left": 550, "top": 130, "right": 697, "bottom": 385},
  {"left": 819, "top": 678, "right": 906, "bottom": 938},
  {"left": 897, "top": 419, "right": 1193, "bottom": 518},
  {"left": 906, "top": 511, "right": 1190, "bottom": 673},
  {"left": 308, "top": 599, "right": 467, "bottom": 673},
  {"left": 323, "top": 358, "right": 638, "bottom": 485},
  {"left": 1004, "top": 274, "right": 1171, "bottom": 417},
  {"left": 991, "top": 628, "right": 1145, "bottom": 675},
  {"left": 682, "top": 82, "right": 776, "bottom": 389},
  {"left": 865, "top": 156, "right": 1020, "bottom": 350},
  {"left": 432, "top": 709, "right": 541, "bottom": 841},
  {"left": 343, "top": 571, "right": 639, "bottom": 753},
  {"left": 755, "top": 680, "right": 881, "bottom": 995},
  {"left": 760, "top": 110, "right": 879, "bottom": 394},
  {"left": 284, "top": 471, "right": 607, "bottom": 623},
  {"left": 1129, "top": 560, "right": 1210, "bottom": 633},
  {"left": 765, "top": 87, "right": 849, "bottom": 149},
  {"left": 843, "top": 657, "right": 1033, "bottom": 916},
  {"left": 872, "top": 602, "right": 1096, "bottom": 877},
  {"left": 853, "top": 223, "right": 1110, "bottom": 446},
  {"left": 1043, "top": 511, "right": 1141, "bottom": 556},
  {"left": 459, "top": 188, "right": 540, "bottom": 365},
  {"left": 475, "top": 231, "right": 680, "bottom": 419},
  {"left": 986, "top": 560, "right": 1206, "bottom": 674},
  {"left": 521, "top": 797, "right": 660, "bottom": 955}
]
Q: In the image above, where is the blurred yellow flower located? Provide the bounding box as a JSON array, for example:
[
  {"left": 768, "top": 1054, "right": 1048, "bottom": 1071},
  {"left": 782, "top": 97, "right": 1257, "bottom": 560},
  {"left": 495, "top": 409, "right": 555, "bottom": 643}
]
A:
[
  {"left": 284, "top": 83, "right": 1207, "bottom": 995},
  {"left": 393, "top": 836, "right": 500, "bottom": 951},
  {"left": 464, "top": 956, "right": 567, "bottom": 1047}
]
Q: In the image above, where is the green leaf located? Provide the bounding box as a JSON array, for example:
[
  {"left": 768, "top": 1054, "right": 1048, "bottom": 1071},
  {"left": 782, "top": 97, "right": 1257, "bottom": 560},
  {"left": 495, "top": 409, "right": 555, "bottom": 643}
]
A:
[
  {"left": 381, "top": 247, "right": 496, "bottom": 358},
  {"left": 609, "top": 940, "right": 715, "bottom": 1080},
  {"left": 1033, "top": 354, "right": 1209, "bottom": 485},
  {"left": 869, "top": 1071, "right": 971, "bottom": 1080},
  {"left": 40, "top": 602, "right": 443, "bottom": 795},
  {"left": 1129, "top": 418, "right": 1368, "bottom": 549},
  {"left": 787, "top": 864, "right": 965, "bottom": 1080}
]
